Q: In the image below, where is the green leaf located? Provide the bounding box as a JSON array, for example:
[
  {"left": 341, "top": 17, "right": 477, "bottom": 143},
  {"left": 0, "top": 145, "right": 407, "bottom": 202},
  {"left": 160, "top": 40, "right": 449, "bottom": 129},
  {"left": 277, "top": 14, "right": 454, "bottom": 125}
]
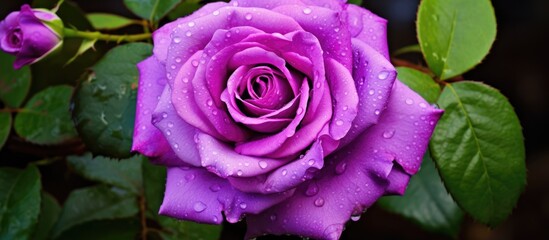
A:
[
  {"left": 159, "top": 218, "right": 222, "bottom": 240},
  {"left": 430, "top": 81, "right": 526, "bottom": 226},
  {"left": 67, "top": 153, "right": 144, "bottom": 194},
  {"left": 73, "top": 43, "right": 152, "bottom": 158},
  {"left": 65, "top": 38, "right": 97, "bottom": 66},
  {"left": 51, "top": 185, "right": 139, "bottom": 238},
  {"left": 0, "top": 52, "right": 31, "bottom": 108},
  {"left": 142, "top": 160, "right": 166, "bottom": 216},
  {"left": 417, "top": 0, "right": 497, "bottom": 80},
  {"left": 168, "top": 0, "right": 201, "bottom": 20},
  {"left": 378, "top": 152, "right": 464, "bottom": 236},
  {"left": 56, "top": 218, "right": 139, "bottom": 240},
  {"left": 396, "top": 67, "right": 441, "bottom": 103},
  {"left": 347, "top": 0, "right": 363, "bottom": 6},
  {"left": 0, "top": 165, "right": 41, "bottom": 239},
  {"left": 0, "top": 112, "right": 11, "bottom": 150},
  {"left": 392, "top": 44, "right": 422, "bottom": 56},
  {"left": 87, "top": 13, "right": 137, "bottom": 30},
  {"left": 31, "top": 192, "right": 61, "bottom": 240},
  {"left": 14, "top": 85, "right": 77, "bottom": 145},
  {"left": 124, "top": 0, "right": 182, "bottom": 22}
]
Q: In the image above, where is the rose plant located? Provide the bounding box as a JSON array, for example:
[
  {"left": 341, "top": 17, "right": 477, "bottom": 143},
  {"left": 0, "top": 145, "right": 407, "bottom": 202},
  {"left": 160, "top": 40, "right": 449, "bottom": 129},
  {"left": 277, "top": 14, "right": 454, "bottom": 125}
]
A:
[
  {"left": 132, "top": 0, "right": 442, "bottom": 238},
  {"left": 0, "top": 4, "right": 63, "bottom": 69}
]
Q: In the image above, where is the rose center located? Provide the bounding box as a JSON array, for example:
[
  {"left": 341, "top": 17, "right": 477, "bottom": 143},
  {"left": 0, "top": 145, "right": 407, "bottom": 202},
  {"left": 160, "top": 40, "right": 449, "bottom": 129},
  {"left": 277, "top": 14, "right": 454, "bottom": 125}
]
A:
[{"left": 7, "top": 28, "right": 23, "bottom": 48}]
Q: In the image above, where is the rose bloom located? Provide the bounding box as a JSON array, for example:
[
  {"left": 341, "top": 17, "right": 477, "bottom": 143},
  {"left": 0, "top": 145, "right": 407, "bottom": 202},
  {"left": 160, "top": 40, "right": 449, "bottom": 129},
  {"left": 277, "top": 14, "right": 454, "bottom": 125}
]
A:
[
  {"left": 132, "top": 0, "right": 443, "bottom": 239},
  {"left": 0, "top": 5, "right": 63, "bottom": 69}
]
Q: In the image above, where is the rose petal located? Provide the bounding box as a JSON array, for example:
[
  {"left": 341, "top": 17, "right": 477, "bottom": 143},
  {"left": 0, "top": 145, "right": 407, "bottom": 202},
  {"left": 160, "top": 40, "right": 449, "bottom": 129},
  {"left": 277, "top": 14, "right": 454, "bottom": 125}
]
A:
[
  {"left": 228, "top": 140, "right": 324, "bottom": 194},
  {"left": 152, "top": 85, "right": 201, "bottom": 167},
  {"left": 347, "top": 4, "right": 390, "bottom": 59},
  {"left": 339, "top": 38, "right": 397, "bottom": 148},
  {"left": 132, "top": 56, "right": 173, "bottom": 159},
  {"left": 384, "top": 164, "right": 411, "bottom": 195},
  {"left": 273, "top": 5, "right": 353, "bottom": 71},
  {"left": 325, "top": 58, "right": 358, "bottom": 140},
  {"left": 0, "top": 12, "right": 21, "bottom": 53},
  {"left": 160, "top": 166, "right": 293, "bottom": 224}
]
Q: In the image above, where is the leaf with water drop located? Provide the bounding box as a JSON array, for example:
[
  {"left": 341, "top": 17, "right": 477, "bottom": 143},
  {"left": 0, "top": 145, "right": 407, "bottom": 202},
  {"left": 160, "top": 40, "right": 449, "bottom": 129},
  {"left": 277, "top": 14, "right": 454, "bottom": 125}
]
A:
[
  {"left": 396, "top": 67, "right": 441, "bottom": 103},
  {"left": 0, "top": 52, "right": 31, "bottom": 108},
  {"left": 417, "top": 0, "right": 496, "bottom": 80},
  {"left": 14, "top": 85, "right": 78, "bottom": 145},
  {"left": 67, "top": 153, "right": 144, "bottom": 194},
  {"left": 0, "top": 165, "right": 41, "bottom": 239},
  {"left": 378, "top": 152, "right": 463, "bottom": 236},
  {"left": 124, "top": 0, "right": 182, "bottom": 22},
  {"left": 430, "top": 81, "right": 526, "bottom": 226},
  {"left": 51, "top": 185, "right": 139, "bottom": 238},
  {"left": 72, "top": 43, "right": 152, "bottom": 158}
]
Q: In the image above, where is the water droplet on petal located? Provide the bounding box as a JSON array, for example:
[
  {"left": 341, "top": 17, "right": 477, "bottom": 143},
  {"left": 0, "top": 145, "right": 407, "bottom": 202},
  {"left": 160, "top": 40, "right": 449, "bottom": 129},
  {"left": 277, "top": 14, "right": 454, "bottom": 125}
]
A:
[
  {"left": 270, "top": 214, "right": 277, "bottom": 221},
  {"left": 314, "top": 197, "right": 325, "bottom": 207},
  {"left": 193, "top": 201, "right": 207, "bottom": 212},
  {"left": 335, "top": 119, "right": 344, "bottom": 126},
  {"left": 173, "top": 37, "right": 181, "bottom": 43},
  {"left": 213, "top": 10, "right": 220, "bottom": 16},
  {"left": 281, "top": 169, "right": 288, "bottom": 176},
  {"left": 405, "top": 98, "right": 414, "bottom": 105},
  {"left": 335, "top": 162, "right": 347, "bottom": 175},
  {"left": 239, "top": 202, "right": 247, "bottom": 209},
  {"left": 259, "top": 161, "right": 268, "bottom": 169},
  {"left": 305, "top": 182, "right": 319, "bottom": 196},
  {"left": 308, "top": 159, "right": 315, "bottom": 166},
  {"left": 382, "top": 129, "right": 395, "bottom": 139},
  {"left": 303, "top": 8, "right": 312, "bottom": 15},
  {"left": 368, "top": 89, "right": 375, "bottom": 95},
  {"left": 207, "top": 99, "right": 213, "bottom": 106},
  {"left": 209, "top": 184, "right": 221, "bottom": 192},
  {"left": 377, "top": 70, "right": 389, "bottom": 80},
  {"left": 237, "top": 170, "right": 243, "bottom": 176},
  {"left": 245, "top": 13, "right": 253, "bottom": 20},
  {"left": 374, "top": 109, "right": 381, "bottom": 115},
  {"left": 351, "top": 214, "right": 361, "bottom": 221},
  {"left": 187, "top": 22, "right": 195, "bottom": 27},
  {"left": 167, "top": 122, "right": 174, "bottom": 128},
  {"left": 192, "top": 60, "right": 199, "bottom": 67},
  {"left": 419, "top": 102, "right": 427, "bottom": 108}
]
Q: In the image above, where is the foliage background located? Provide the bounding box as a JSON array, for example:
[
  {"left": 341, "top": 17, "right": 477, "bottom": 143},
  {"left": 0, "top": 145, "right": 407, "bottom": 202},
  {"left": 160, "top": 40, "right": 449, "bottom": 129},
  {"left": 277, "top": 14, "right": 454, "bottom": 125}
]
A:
[{"left": 0, "top": 0, "right": 547, "bottom": 239}]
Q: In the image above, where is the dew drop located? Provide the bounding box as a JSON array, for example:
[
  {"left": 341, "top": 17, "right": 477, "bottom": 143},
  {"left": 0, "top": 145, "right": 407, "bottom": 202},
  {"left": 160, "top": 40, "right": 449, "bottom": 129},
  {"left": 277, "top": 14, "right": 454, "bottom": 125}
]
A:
[
  {"left": 192, "top": 60, "right": 199, "bottom": 67},
  {"left": 405, "top": 98, "right": 414, "bottom": 105},
  {"left": 305, "top": 182, "right": 319, "bottom": 196},
  {"left": 245, "top": 13, "right": 253, "bottom": 20},
  {"left": 172, "top": 37, "right": 181, "bottom": 43},
  {"left": 187, "top": 21, "right": 195, "bottom": 27},
  {"left": 419, "top": 102, "right": 427, "bottom": 108},
  {"left": 209, "top": 184, "right": 221, "bottom": 192},
  {"left": 281, "top": 169, "right": 288, "bottom": 176},
  {"left": 342, "top": 105, "right": 348, "bottom": 111},
  {"left": 270, "top": 214, "right": 277, "bottom": 221},
  {"left": 167, "top": 122, "right": 174, "bottom": 128},
  {"left": 166, "top": 130, "right": 171, "bottom": 136},
  {"left": 377, "top": 70, "right": 389, "bottom": 80},
  {"left": 382, "top": 129, "right": 395, "bottom": 139},
  {"left": 162, "top": 112, "right": 168, "bottom": 118},
  {"left": 237, "top": 170, "right": 243, "bottom": 176},
  {"left": 335, "top": 119, "right": 344, "bottom": 126},
  {"left": 259, "top": 161, "right": 268, "bottom": 169},
  {"left": 185, "top": 31, "right": 192, "bottom": 37},
  {"left": 193, "top": 202, "right": 207, "bottom": 212},
  {"left": 182, "top": 77, "right": 189, "bottom": 83},
  {"left": 335, "top": 162, "right": 347, "bottom": 175},
  {"left": 303, "top": 8, "right": 312, "bottom": 15},
  {"left": 314, "top": 197, "right": 325, "bottom": 207},
  {"left": 308, "top": 159, "right": 315, "bottom": 166},
  {"left": 213, "top": 10, "right": 220, "bottom": 16},
  {"left": 374, "top": 109, "right": 381, "bottom": 115},
  {"left": 207, "top": 99, "right": 213, "bottom": 106},
  {"left": 351, "top": 215, "right": 361, "bottom": 221},
  {"left": 239, "top": 202, "right": 247, "bottom": 209},
  {"left": 368, "top": 89, "right": 375, "bottom": 95}
]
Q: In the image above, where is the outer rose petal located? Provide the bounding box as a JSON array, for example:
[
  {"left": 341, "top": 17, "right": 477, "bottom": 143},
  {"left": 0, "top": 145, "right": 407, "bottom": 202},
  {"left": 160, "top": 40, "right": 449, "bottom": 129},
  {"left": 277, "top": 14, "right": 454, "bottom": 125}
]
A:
[
  {"left": 347, "top": 4, "right": 390, "bottom": 59},
  {"left": 245, "top": 81, "right": 442, "bottom": 239},
  {"left": 160, "top": 166, "right": 293, "bottom": 224}
]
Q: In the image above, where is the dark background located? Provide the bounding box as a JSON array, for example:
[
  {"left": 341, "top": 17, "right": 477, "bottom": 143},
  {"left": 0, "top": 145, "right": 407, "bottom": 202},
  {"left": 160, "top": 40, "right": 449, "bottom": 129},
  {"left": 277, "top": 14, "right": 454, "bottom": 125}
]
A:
[{"left": 1, "top": 0, "right": 548, "bottom": 239}]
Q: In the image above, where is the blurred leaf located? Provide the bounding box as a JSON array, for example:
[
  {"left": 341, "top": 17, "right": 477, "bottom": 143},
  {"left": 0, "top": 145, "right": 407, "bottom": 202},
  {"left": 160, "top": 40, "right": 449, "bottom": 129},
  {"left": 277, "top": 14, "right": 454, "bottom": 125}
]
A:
[
  {"left": 124, "top": 0, "right": 182, "bottom": 22},
  {"left": 168, "top": 0, "right": 201, "bottom": 20},
  {"left": 396, "top": 67, "right": 441, "bottom": 103},
  {"left": 14, "top": 85, "right": 77, "bottom": 145},
  {"left": 142, "top": 160, "right": 166, "bottom": 216},
  {"left": 417, "top": 0, "right": 496, "bottom": 80},
  {"left": 430, "top": 81, "right": 526, "bottom": 226},
  {"left": 392, "top": 44, "right": 421, "bottom": 56},
  {"left": 378, "top": 152, "right": 463, "bottom": 236},
  {"left": 65, "top": 38, "right": 98, "bottom": 66},
  {"left": 51, "top": 185, "right": 139, "bottom": 238},
  {"left": 347, "top": 0, "right": 363, "bottom": 6},
  {"left": 56, "top": 218, "right": 139, "bottom": 240},
  {"left": 67, "top": 153, "right": 144, "bottom": 195},
  {"left": 159, "top": 218, "right": 222, "bottom": 240},
  {"left": 0, "top": 165, "right": 41, "bottom": 239},
  {"left": 0, "top": 52, "right": 31, "bottom": 108},
  {"left": 73, "top": 43, "right": 152, "bottom": 158},
  {"left": 0, "top": 112, "right": 11, "bottom": 150},
  {"left": 32, "top": 192, "right": 61, "bottom": 240},
  {"left": 87, "top": 13, "right": 137, "bottom": 30}
]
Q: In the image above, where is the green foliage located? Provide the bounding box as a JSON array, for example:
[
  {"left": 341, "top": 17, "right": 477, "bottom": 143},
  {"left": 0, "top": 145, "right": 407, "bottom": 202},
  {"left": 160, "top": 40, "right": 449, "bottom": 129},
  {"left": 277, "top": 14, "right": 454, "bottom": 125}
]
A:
[
  {"left": 124, "top": 0, "right": 182, "bottom": 22},
  {"left": 14, "top": 85, "right": 77, "bottom": 145},
  {"left": 168, "top": 0, "right": 201, "bottom": 20},
  {"left": 417, "top": 0, "right": 497, "bottom": 80},
  {"left": 0, "top": 52, "right": 31, "bottom": 108},
  {"left": 347, "top": 0, "right": 363, "bottom": 6},
  {"left": 56, "top": 218, "right": 140, "bottom": 240},
  {"left": 32, "top": 192, "right": 61, "bottom": 240},
  {"left": 396, "top": 67, "right": 441, "bottom": 103},
  {"left": 0, "top": 113, "right": 10, "bottom": 150},
  {"left": 51, "top": 185, "right": 139, "bottom": 238},
  {"left": 0, "top": 165, "right": 41, "bottom": 240},
  {"left": 430, "top": 81, "right": 526, "bottom": 226},
  {"left": 68, "top": 153, "right": 144, "bottom": 195},
  {"left": 378, "top": 152, "right": 463, "bottom": 236},
  {"left": 73, "top": 43, "right": 152, "bottom": 158},
  {"left": 87, "top": 13, "right": 137, "bottom": 30}
]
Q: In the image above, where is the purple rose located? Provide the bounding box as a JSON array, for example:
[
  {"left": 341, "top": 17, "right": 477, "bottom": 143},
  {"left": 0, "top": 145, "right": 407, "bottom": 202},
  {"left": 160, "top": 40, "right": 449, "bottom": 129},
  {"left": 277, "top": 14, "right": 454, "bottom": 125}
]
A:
[
  {"left": 0, "top": 4, "right": 63, "bottom": 69},
  {"left": 132, "top": 0, "right": 443, "bottom": 239}
]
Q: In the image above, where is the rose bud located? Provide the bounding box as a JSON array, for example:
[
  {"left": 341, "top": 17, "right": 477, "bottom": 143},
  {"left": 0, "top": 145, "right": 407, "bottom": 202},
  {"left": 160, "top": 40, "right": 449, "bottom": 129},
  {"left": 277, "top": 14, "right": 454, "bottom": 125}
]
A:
[{"left": 0, "top": 4, "right": 63, "bottom": 69}]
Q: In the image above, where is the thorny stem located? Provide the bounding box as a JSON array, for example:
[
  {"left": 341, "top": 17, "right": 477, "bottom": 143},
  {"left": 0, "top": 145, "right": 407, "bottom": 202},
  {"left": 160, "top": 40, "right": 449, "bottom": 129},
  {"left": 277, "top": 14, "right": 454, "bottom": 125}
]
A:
[{"left": 63, "top": 28, "right": 151, "bottom": 43}]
